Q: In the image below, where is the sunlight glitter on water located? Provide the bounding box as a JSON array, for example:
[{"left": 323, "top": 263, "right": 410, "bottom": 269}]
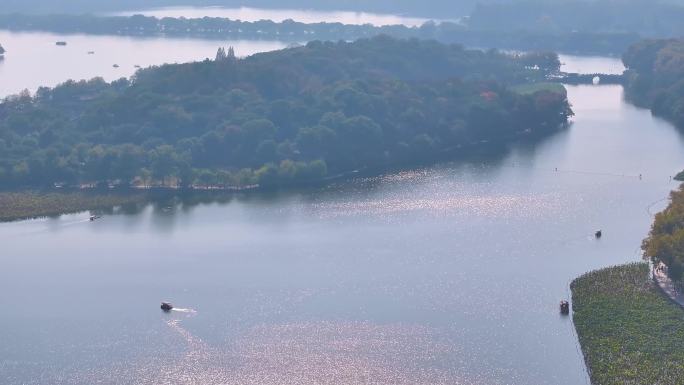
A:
[
  {"left": 75, "top": 321, "right": 493, "bottom": 385},
  {"left": 309, "top": 193, "right": 564, "bottom": 220}
]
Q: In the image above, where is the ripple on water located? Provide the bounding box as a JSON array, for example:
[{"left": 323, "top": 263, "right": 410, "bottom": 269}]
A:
[
  {"left": 309, "top": 193, "right": 566, "bottom": 221},
  {"left": 64, "top": 320, "right": 510, "bottom": 385}
]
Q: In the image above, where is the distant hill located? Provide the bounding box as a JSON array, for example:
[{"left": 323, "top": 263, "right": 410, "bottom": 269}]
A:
[
  {"left": 0, "top": 13, "right": 642, "bottom": 56},
  {"left": 5, "top": 0, "right": 684, "bottom": 22},
  {"left": 2, "top": 0, "right": 479, "bottom": 18},
  {"left": 470, "top": 0, "right": 684, "bottom": 37}
]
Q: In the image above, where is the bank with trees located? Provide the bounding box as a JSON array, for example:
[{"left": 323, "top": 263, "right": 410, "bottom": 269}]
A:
[
  {"left": 623, "top": 39, "right": 684, "bottom": 128},
  {"left": 642, "top": 186, "right": 684, "bottom": 280},
  {"left": 0, "top": 13, "right": 641, "bottom": 56}
]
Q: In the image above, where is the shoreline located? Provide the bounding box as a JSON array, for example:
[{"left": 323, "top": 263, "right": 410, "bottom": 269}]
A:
[
  {"left": 652, "top": 263, "right": 684, "bottom": 308},
  {"left": 0, "top": 121, "right": 568, "bottom": 223},
  {"left": 0, "top": 191, "right": 149, "bottom": 223},
  {"left": 0, "top": 14, "right": 640, "bottom": 57}
]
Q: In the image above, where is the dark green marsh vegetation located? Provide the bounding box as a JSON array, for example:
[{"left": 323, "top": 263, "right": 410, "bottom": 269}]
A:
[
  {"left": 571, "top": 263, "right": 684, "bottom": 385},
  {"left": 0, "top": 191, "right": 147, "bottom": 222}
]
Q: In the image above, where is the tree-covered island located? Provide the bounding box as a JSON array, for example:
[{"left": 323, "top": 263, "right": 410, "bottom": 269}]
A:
[{"left": 0, "top": 36, "right": 571, "bottom": 194}]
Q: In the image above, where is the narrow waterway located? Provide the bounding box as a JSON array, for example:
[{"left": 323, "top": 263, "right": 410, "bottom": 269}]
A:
[{"left": 0, "top": 46, "right": 682, "bottom": 384}]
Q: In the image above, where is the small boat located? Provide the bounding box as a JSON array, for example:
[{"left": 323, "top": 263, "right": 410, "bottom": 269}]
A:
[
  {"left": 112, "top": 64, "right": 120, "bottom": 68},
  {"left": 560, "top": 300, "right": 570, "bottom": 315},
  {"left": 595, "top": 230, "right": 602, "bottom": 239},
  {"left": 161, "top": 302, "right": 174, "bottom": 311},
  {"left": 133, "top": 64, "right": 141, "bottom": 68},
  {"left": 87, "top": 51, "right": 95, "bottom": 55},
  {"left": 56, "top": 41, "right": 67, "bottom": 46},
  {"left": 89, "top": 215, "right": 101, "bottom": 221}
]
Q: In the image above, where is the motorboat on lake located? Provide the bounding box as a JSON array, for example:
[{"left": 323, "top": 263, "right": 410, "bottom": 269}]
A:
[
  {"left": 89, "top": 215, "right": 101, "bottom": 221},
  {"left": 161, "top": 302, "right": 173, "bottom": 311},
  {"left": 56, "top": 41, "right": 67, "bottom": 46},
  {"left": 595, "top": 230, "right": 602, "bottom": 239},
  {"left": 560, "top": 300, "right": 570, "bottom": 315}
]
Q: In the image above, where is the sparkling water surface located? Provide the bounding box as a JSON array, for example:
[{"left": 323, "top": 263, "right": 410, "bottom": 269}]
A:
[{"left": 0, "top": 48, "right": 680, "bottom": 384}]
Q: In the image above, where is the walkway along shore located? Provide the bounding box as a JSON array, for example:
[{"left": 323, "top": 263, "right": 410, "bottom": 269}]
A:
[{"left": 652, "top": 263, "right": 684, "bottom": 307}]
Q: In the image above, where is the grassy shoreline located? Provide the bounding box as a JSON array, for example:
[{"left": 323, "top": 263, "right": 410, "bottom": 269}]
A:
[
  {"left": 0, "top": 191, "right": 149, "bottom": 222},
  {"left": 571, "top": 263, "right": 684, "bottom": 385}
]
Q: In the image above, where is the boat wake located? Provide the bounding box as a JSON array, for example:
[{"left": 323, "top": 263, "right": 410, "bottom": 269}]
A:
[{"left": 171, "top": 308, "right": 197, "bottom": 314}]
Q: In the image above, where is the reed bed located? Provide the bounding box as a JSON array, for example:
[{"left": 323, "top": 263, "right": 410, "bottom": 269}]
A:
[
  {"left": 571, "top": 263, "right": 684, "bottom": 385},
  {"left": 0, "top": 191, "right": 146, "bottom": 222}
]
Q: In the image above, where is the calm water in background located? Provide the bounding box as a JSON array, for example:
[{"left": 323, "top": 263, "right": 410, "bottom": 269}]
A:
[
  {"left": 0, "top": 26, "right": 620, "bottom": 99},
  {"left": 0, "top": 30, "right": 287, "bottom": 97},
  {"left": 110, "top": 6, "right": 433, "bottom": 27},
  {"left": 0, "top": 40, "right": 681, "bottom": 383}
]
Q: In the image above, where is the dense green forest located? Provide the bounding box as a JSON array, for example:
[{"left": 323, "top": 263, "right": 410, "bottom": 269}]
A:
[
  {"left": 623, "top": 39, "right": 684, "bottom": 128},
  {"left": 0, "top": 36, "right": 571, "bottom": 190},
  {"left": 643, "top": 186, "right": 684, "bottom": 280},
  {"left": 0, "top": 13, "right": 640, "bottom": 55}
]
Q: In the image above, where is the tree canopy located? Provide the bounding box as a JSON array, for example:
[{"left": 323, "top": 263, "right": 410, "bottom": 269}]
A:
[
  {"left": 643, "top": 186, "right": 684, "bottom": 281},
  {"left": 0, "top": 36, "right": 572, "bottom": 190},
  {"left": 623, "top": 39, "right": 684, "bottom": 128}
]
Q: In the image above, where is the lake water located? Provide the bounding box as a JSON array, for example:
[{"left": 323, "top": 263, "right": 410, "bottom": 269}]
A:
[
  {"left": 0, "top": 28, "right": 619, "bottom": 99},
  {"left": 1, "top": 37, "right": 682, "bottom": 384},
  {"left": 559, "top": 55, "right": 625, "bottom": 75},
  {"left": 0, "top": 30, "right": 288, "bottom": 97},
  {"left": 110, "top": 6, "right": 433, "bottom": 27}
]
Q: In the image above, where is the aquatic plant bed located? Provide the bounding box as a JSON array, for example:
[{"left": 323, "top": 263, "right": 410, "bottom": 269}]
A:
[
  {"left": 571, "top": 263, "right": 684, "bottom": 385},
  {"left": 0, "top": 191, "right": 146, "bottom": 222}
]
